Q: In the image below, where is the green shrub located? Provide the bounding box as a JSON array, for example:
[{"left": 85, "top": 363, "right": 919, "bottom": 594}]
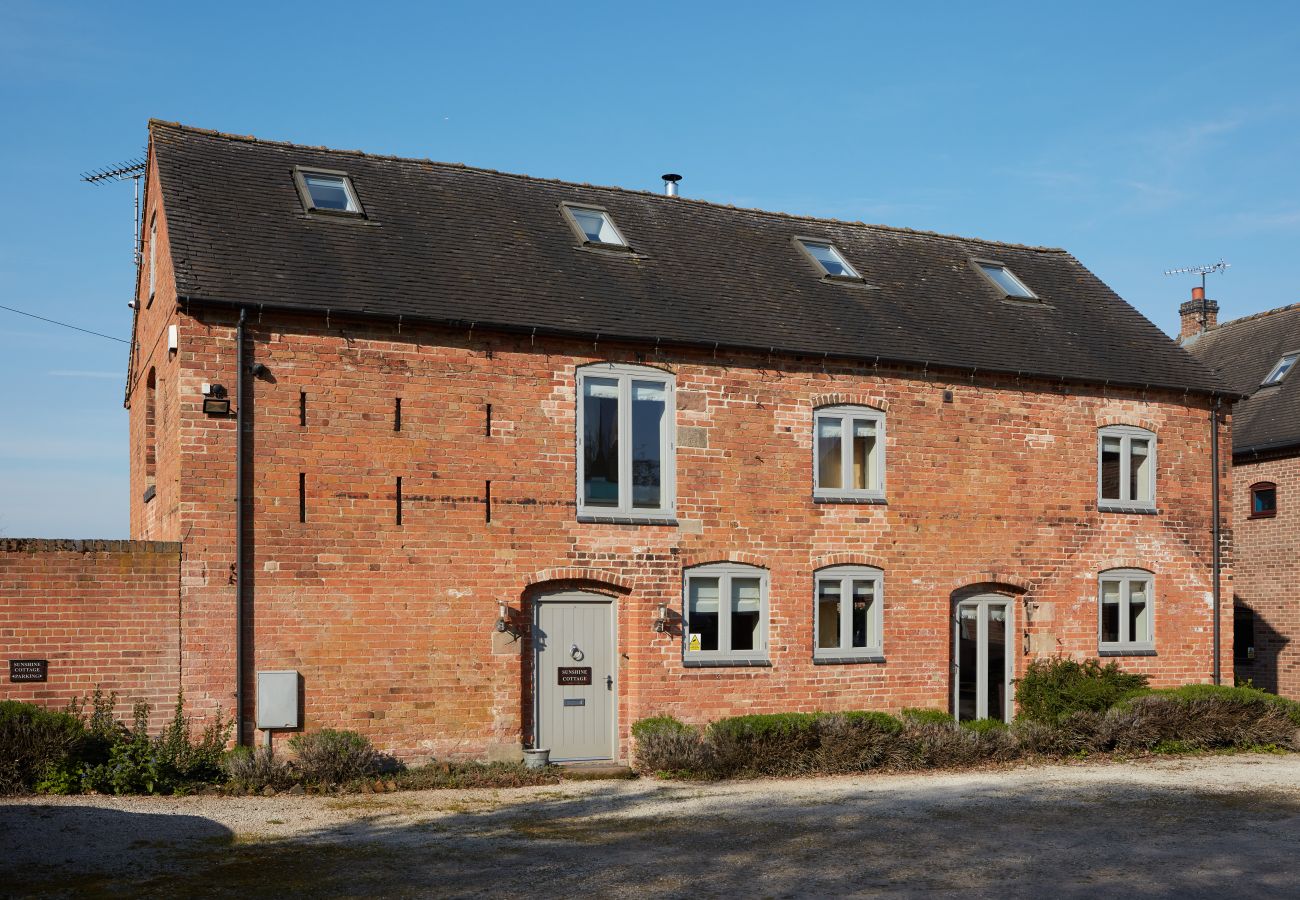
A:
[
  {"left": 813, "top": 712, "right": 903, "bottom": 774},
  {"left": 289, "top": 729, "right": 380, "bottom": 784},
  {"left": 961, "top": 717, "right": 1008, "bottom": 734},
  {"left": 900, "top": 707, "right": 954, "bottom": 726},
  {"left": 1011, "top": 711, "right": 1103, "bottom": 756},
  {"left": 706, "top": 713, "right": 824, "bottom": 777},
  {"left": 1140, "top": 684, "right": 1300, "bottom": 726},
  {"left": 631, "top": 715, "right": 693, "bottom": 741},
  {"left": 891, "top": 718, "right": 1017, "bottom": 769},
  {"left": 631, "top": 716, "right": 712, "bottom": 776},
  {"left": 1015, "top": 658, "right": 1149, "bottom": 723},
  {"left": 1103, "top": 691, "right": 1297, "bottom": 754},
  {"left": 223, "top": 746, "right": 293, "bottom": 792},
  {"left": 0, "top": 701, "right": 86, "bottom": 795}
]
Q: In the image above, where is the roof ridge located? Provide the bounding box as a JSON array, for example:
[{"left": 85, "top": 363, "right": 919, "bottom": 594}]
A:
[
  {"left": 1210, "top": 300, "right": 1300, "bottom": 333},
  {"left": 147, "top": 119, "right": 1066, "bottom": 253}
]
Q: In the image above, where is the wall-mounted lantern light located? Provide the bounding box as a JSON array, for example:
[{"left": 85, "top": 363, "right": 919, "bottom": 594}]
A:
[
  {"left": 496, "top": 600, "right": 510, "bottom": 633},
  {"left": 653, "top": 601, "right": 669, "bottom": 633},
  {"left": 202, "top": 382, "right": 230, "bottom": 416}
]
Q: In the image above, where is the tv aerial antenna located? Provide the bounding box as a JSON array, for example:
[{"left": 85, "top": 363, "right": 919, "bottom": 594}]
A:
[
  {"left": 81, "top": 157, "right": 147, "bottom": 269},
  {"left": 1163, "top": 259, "right": 1230, "bottom": 292}
]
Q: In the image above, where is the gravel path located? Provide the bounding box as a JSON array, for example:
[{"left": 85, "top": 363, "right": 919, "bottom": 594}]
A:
[{"left": 3, "top": 754, "right": 1299, "bottom": 898}]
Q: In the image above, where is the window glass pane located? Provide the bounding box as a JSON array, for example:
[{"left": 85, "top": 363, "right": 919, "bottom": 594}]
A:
[
  {"left": 817, "top": 580, "right": 842, "bottom": 650},
  {"left": 979, "top": 263, "right": 1034, "bottom": 298},
  {"left": 731, "top": 577, "right": 761, "bottom": 652},
  {"left": 1101, "top": 436, "right": 1122, "bottom": 501},
  {"left": 1101, "top": 580, "right": 1121, "bottom": 643},
  {"left": 631, "top": 380, "right": 665, "bottom": 509},
  {"left": 1129, "top": 438, "right": 1151, "bottom": 502},
  {"left": 1254, "top": 487, "right": 1277, "bottom": 514},
  {"left": 1265, "top": 354, "right": 1297, "bottom": 385},
  {"left": 303, "top": 173, "right": 355, "bottom": 211},
  {"left": 1128, "top": 581, "right": 1150, "bottom": 643},
  {"left": 582, "top": 377, "right": 620, "bottom": 507},
  {"left": 852, "top": 419, "right": 877, "bottom": 490},
  {"left": 957, "top": 605, "right": 978, "bottom": 721},
  {"left": 851, "top": 579, "right": 874, "bottom": 648},
  {"left": 817, "top": 418, "right": 843, "bottom": 489},
  {"left": 802, "top": 241, "right": 857, "bottom": 278},
  {"left": 688, "top": 578, "right": 719, "bottom": 652},
  {"left": 570, "top": 208, "right": 622, "bottom": 244},
  {"left": 986, "top": 605, "right": 1008, "bottom": 722}
]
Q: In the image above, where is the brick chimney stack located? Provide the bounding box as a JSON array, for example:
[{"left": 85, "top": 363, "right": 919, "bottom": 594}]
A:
[{"left": 1179, "top": 286, "right": 1219, "bottom": 342}]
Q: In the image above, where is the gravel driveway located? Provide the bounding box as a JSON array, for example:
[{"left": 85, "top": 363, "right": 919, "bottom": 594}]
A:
[{"left": 3, "top": 754, "right": 1299, "bottom": 898}]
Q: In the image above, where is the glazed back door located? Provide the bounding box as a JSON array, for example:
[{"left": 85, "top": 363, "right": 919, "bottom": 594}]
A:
[
  {"left": 953, "top": 596, "right": 1012, "bottom": 722},
  {"left": 535, "top": 594, "right": 615, "bottom": 761}
]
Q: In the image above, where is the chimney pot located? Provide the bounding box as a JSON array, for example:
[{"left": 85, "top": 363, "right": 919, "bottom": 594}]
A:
[
  {"left": 1192, "top": 286, "right": 1205, "bottom": 301},
  {"left": 661, "top": 173, "right": 682, "bottom": 197}
]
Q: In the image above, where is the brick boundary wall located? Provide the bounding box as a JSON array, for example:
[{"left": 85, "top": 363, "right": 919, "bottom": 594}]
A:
[{"left": 0, "top": 539, "right": 182, "bottom": 727}]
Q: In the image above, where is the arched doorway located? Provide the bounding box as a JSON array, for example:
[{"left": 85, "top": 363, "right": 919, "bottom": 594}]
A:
[{"left": 952, "top": 593, "right": 1014, "bottom": 722}]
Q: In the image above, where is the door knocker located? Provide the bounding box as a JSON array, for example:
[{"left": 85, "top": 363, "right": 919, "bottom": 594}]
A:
[{"left": 569, "top": 643, "right": 585, "bottom": 662}]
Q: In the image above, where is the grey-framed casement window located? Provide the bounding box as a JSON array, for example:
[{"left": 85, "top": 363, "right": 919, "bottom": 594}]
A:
[
  {"left": 1099, "top": 569, "right": 1155, "bottom": 654},
  {"left": 683, "top": 562, "right": 770, "bottom": 666},
  {"left": 576, "top": 363, "right": 675, "bottom": 521},
  {"left": 1097, "top": 425, "right": 1156, "bottom": 511},
  {"left": 974, "top": 259, "right": 1037, "bottom": 300},
  {"left": 814, "top": 566, "right": 884, "bottom": 663},
  {"left": 1262, "top": 352, "right": 1299, "bottom": 387},
  {"left": 561, "top": 203, "right": 629, "bottom": 250},
  {"left": 292, "top": 167, "right": 364, "bottom": 215},
  {"left": 813, "top": 405, "right": 885, "bottom": 501},
  {"left": 795, "top": 238, "right": 864, "bottom": 282}
]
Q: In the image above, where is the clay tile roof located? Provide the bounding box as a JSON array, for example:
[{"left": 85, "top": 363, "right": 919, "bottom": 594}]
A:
[
  {"left": 1185, "top": 303, "right": 1300, "bottom": 454},
  {"left": 149, "top": 120, "right": 1226, "bottom": 395}
]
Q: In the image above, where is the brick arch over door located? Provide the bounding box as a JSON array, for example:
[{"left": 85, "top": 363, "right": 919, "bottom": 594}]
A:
[
  {"left": 950, "top": 571, "right": 1032, "bottom": 595},
  {"left": 522, "top": 567, "right": 634, "bottom": 599}
]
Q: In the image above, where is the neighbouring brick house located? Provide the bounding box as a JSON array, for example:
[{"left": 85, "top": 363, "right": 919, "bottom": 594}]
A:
[
  {"left": 9, "top": 120, "right": 1236, "bottom": 764},
  {"left": 1182, "top": 295, "right": 1300, "bottom": 698}
]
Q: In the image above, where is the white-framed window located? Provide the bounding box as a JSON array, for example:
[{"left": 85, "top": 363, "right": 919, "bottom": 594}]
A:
[
  {"left": 976, "top": 261, "right": 1037, "bottom": 299},
  {"left": 813, "top": 405, "right": 885, "bottom": 501},
  {"left": 796, "top": 238, "right": 862, "bottom": 281},
  {"left": 293, "top": 167, "right": 362, "bottom": 214},
  {"left": 1262, "top": 353, "right": 1298, "bottom": 387},
  {"left": 683, "top": 562, "right": 769, "bottom": 664},
  {"left": 1098, "top": 425, "right": 1156, "bottom": 510},
  {"left": 576, "top": 363, "right": 675, "bottom": 520},
  {"left": 1099, "top": 569, "right": 1154, "bottom": 653},
  {"left": 148, "top": 216, "right": 157, "bottom": 299},
  {"left": 562, "top": 203, "right": 628, "bottom": 248},
  {"left": 814, "top": 566, "right": 884, "bottom": 661}
]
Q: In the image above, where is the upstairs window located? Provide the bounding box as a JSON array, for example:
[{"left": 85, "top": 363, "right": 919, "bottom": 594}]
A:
[
  {"left": 815, "top": 566, "right": 884, "bottom": 661},
  {"left": 1098, "top": 425, "right": 1155, "bottom": 511},
  {"left": 1261, "top": 353, "right": 1298, "bottom": 387},
  {"left": 1099, "top": 569, "right": 1154, "bottom": 654},
  {"left": 1250, "top": 482, "right": 1277, "bottom": 519},
  {"left": 563, "top": 204, "right": 627, "bottom": 248},
  {"left": 148, "top": 216, "right": 157, "bottom": 300},
  {"left": 814, "top": 405, "right": 884, "bottom": 501},
  {"left": 797, "top": 239, "right": 862, "bottom": 280},
  {"left": 684, "top": 562, "right": 769, "bottom": 665},
  {"left": 976, "top": 261, "right": 1037, "bottom": 299},
  {"left": 576, "top": 363, "right": 674, "bottom": 520},
  {"left": 294, "top": 168, "right": 362, "bottom": 214}
]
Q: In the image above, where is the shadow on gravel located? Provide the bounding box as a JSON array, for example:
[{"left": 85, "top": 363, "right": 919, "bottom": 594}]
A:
[{"left": 5, "top": 776, "right": 1300, "bottom": 898}]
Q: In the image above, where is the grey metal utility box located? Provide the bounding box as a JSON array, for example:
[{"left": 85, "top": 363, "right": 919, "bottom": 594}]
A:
[{"left": 256, "top": 670, "right": 300, "bottom": 729}]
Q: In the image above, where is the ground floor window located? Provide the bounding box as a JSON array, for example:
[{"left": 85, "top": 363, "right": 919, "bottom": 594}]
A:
[
  {"left": 1099, "top": 569, "right": 1154, "bottom": 653},
  {"left": 814, "top": 566, "right": 883, "bottom": 660},
  {"left": 683, "top": 563, "right": 769, "bottom": 664}
]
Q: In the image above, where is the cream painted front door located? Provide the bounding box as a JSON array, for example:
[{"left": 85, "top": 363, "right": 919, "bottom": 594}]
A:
[{"left": 535, "top": 594, "right": 615, "bottom": 761}]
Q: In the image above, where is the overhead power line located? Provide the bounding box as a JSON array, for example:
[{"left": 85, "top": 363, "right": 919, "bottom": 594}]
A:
[{"left": 0, "top": 303, "right": 129, "bottom": 344}]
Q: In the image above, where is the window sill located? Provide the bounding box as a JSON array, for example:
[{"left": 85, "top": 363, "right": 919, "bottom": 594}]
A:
[
  {"left": 1098, "top": 503, "right": 1158, "bottom": 515},
  {"left": 577, "top": 514, "right": 678, "bottom": 526},
  {"left": 1099, "top": 647, "right": 1156, "bottom": 657},
  {"left": 1249, "top": 512, "right": 1277, "bottom": 520},
  {"left": 813, "top": 654, "right": 885, "bottom": 665},
  {"left": 814, "top": 495, "right": 887, "bottom": 506},
  {"left": 142, "top": 485, "right": 156, "bottom": 504},
  {"left": 683, "top": 658, "right": 772, "bottom": 668}
]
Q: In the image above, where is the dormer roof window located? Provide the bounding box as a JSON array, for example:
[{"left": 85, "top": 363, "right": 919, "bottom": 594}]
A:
[
  {"left": 976, "top": 261, "right": 1037, "bottom": 300},
  {"left": 294, "top": 168, "right": 362, "bottom": 214},
  {"left": 1262, "top": 352, "right": 1298, "bottom": 387},
  {"left": 797, "top": 239, "right": 862, "bottom": 281},
  {"left": 563, "top": 204, "right": 627, "bottom": 248}
]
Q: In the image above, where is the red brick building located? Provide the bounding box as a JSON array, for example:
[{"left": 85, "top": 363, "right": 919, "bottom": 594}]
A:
[
  {"left": 1183, "top": 295, "right": 1300, "bottom": 698},
  {"left": 24, "top": 120, "right": 1231, "bottom": 763}
]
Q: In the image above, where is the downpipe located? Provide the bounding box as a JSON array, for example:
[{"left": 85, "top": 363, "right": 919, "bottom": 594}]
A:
[
  {"left": 235, "top": 308, "right": 247, "bottom": 744},
  {"left": 1211, "top": 395, "right": 1222, "bottom": 686}
]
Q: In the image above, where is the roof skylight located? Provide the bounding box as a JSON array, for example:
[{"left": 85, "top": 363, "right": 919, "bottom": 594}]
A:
[
  {"left": 798, "top": 240, "right": 861, "bottom": 280},
  {"left": 295, "top": 169, "right": 361, "bottom": 214},
  {"left": 1262, "top": 353, "right": 1298, "bottom": 387},
  {"left": 977, "top": 262, "right": 1037, "bottom": 299},
  {"left": 565, "top": 205, "right": 627, "bottom": 247}
]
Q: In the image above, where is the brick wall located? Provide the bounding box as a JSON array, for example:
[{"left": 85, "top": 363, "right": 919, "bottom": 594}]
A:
[
  {"left": 1231, "top": 453, "right": 1300, "bottom": 697},
  {"left": 149, "top": 305, "right": 1231, "bottom": 762},
  {"left": 0, "top": 539, "right": 181, "bottom": 726}
]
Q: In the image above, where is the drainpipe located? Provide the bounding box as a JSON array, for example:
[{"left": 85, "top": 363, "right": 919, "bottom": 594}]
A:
[
  {"left": 235, "top": 308, "right": 247, "bottom": 744},
  {"left": 1211, "top": 395, "right": 1222, "bottom": 685}
]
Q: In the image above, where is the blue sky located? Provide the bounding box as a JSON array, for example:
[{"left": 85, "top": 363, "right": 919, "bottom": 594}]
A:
[{"left": 3, "top": 1, "right": 1299, "bottom": 537}]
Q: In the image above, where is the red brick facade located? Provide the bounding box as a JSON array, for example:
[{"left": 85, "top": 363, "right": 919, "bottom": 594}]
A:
[
  {"left": 1231, "top": 454, "right": 1300, "bottom": 697},
  {"left": 0, "top": 540, "right": 181, "bottom": 726}
]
